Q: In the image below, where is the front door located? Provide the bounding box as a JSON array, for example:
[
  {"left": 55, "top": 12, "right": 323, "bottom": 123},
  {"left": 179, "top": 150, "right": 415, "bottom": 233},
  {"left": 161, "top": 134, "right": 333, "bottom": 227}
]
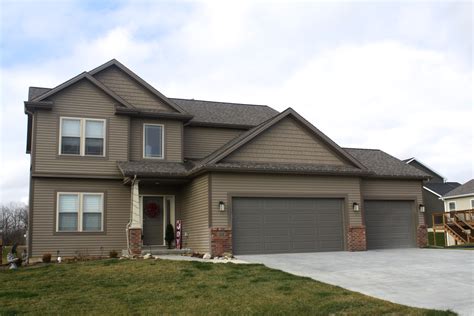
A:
[{"left": 143, "top": 196, "right": 164, "bottom": 245}]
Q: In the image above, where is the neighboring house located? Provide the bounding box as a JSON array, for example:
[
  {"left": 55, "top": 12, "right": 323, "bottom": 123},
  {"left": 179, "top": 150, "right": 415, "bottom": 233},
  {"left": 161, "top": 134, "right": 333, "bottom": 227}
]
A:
[
  {"left": 403, "top": 158, "right": 461, "bottom": 227},
  {"left": 25, "top": 59, "right": 430, "bottom": 258},
  {"left": 440, "top": 179, "right": 474, "bottom": 246}
]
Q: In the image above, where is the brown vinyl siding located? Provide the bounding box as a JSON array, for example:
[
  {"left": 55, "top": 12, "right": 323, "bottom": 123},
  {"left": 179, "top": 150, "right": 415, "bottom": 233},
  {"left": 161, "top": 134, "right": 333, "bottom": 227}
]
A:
[
  {"left": 180, "top": 175, "right": 209, "bottom": 252},
  {"left": 130, "top": 118, "right": 183, "bottom": 162},
  {"left": 183, "top": 126, "right": 244, "bottom": 159},
  {"left": 210, "top": 173, "right": 362, "bottom": 228},
  {"left": 30, "top": 178, "right": 130, "bottom": 257},
  {"left": 224, "top": 117, "right": 347, "bottom": 165},
  {"left": 93, "top": 65, "right": 175, "bottom": 111},
  {"left": 361, "top": 179, "right": 425, "bottom": 225},
  {"left": 34, "top": 79, "right": 128, "bottom": 176}
]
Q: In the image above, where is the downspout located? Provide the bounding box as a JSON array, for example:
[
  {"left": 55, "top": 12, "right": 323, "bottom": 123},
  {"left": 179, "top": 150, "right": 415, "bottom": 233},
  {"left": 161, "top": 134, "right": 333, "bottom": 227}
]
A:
[{"left": 126, "top": 174, "right": 137, "bottom": 255}]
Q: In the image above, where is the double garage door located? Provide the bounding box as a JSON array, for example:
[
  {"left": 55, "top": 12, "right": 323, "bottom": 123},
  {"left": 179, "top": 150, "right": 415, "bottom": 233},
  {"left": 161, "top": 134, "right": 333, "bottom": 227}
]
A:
[
  {"left": 232, "top": 197, "right": 416, "bottom": 255},
  {"left": 232, "top": 197, "right": 345, "bottom": 255}
]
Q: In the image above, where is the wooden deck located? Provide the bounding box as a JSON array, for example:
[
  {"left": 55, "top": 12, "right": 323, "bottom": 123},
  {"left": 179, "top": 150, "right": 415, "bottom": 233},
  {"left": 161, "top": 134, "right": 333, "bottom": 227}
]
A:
[{"left": 432, "top": 209, "right": 474, "bottom": 246}]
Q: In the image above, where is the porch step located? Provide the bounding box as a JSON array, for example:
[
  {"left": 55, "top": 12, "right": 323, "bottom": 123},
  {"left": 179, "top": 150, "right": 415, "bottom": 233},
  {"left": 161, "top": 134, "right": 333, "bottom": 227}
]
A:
[{"left": 141, "top": 247, "right": 192, "bottom": 256}]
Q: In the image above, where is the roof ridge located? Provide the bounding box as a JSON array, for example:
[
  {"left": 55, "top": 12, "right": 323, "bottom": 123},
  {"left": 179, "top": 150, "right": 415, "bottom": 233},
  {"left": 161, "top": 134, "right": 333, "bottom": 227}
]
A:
[
  {"left": 343, "top": 147, "right": 381, "bottom": 151},
  {"left": 170, "top": 97, "right": 273, "bottom": 108}
]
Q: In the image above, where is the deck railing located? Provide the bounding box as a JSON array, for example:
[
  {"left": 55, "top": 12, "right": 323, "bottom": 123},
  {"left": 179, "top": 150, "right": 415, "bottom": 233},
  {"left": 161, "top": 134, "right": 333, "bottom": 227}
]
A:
[{"left": 432, "top": 209, "right": 474, "bottom": 246}]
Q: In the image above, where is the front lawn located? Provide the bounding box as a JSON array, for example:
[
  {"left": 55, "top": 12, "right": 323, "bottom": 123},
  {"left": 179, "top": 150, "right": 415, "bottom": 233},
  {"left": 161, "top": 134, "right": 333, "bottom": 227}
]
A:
[{"left": 0, "top": 259, "right": 454, "bottom": 315}]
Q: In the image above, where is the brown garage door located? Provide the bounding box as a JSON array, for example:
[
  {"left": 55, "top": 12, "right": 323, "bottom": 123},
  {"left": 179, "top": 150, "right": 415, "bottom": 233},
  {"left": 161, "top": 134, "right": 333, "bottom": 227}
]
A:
[
  {"left": 232, "top": 197, "right": 344, "bottom": 255},
  {"left": 364, "top": 200, "right": 416, "bottom": 249}
]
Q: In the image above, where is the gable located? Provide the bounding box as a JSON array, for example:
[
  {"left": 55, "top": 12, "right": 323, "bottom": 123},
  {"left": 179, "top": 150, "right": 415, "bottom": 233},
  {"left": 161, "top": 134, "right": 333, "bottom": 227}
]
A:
[
  {"left": 408, "top": 160, "right": 444, "bottom": 183},
  {"left": 93, "top": 65, "right": 177, "bottom": 112},
  {"left": 223, "top": 116, "right": 348, "bottom": 165}
]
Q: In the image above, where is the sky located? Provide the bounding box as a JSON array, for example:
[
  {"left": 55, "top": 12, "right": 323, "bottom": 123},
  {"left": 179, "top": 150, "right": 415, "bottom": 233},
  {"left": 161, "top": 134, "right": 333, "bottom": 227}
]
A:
[{"left": 0, "top": 0, "right": 472, "bottom": 204}]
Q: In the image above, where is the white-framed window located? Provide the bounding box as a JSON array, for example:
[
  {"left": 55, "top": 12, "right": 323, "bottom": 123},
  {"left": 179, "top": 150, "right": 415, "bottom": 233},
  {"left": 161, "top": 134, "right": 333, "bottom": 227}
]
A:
[
  {"left": 60, "top": 117, "right": 106, "bottom": 156},
  {"left": 448, "top": 201, "right": 456, "bottom": 211},
  {"left": 471, "top": 199, "right": 474, "bottom": 209},
  {"left": 57, "top": 192, "right": 104, "bottom": 232},
  {"left": 143, "top": 124, "right": 164, "bottom": 159}
]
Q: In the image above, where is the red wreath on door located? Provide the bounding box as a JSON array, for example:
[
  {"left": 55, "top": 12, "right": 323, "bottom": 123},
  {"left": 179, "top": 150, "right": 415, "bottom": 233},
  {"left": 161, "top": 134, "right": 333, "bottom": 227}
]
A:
[{"left": 145, "top": 201, "right": 160, "bottom": 218}]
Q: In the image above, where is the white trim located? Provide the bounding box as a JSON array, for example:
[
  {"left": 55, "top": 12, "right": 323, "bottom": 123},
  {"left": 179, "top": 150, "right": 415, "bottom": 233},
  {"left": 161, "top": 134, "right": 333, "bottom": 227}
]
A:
[
  {"left": 59, "top": 117, "right": 106, "bottom": 157},
  {"left": 470, "top": 199, "right": 474, "bottom": 209},
  {"left": 440, "top": 193, "right": 474, "bottom": 200},
  {"left": 142, "top": 123, "right": 165, "bottom": 159},
  {"left": 423, "top": 186, "right": 442, "bottom": 198},
  {"left": 56, "top": 192, "right": 104, "bottom": 232},
  {"left": 405, "top": 158, "right": 446, "bottom": 182}
]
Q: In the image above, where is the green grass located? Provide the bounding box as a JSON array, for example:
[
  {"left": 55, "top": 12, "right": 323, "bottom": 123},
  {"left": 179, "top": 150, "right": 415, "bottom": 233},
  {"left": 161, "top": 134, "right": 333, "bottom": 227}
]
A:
[
  {"left": 0, "top": 259, "right": 454, "bottom": 315},
  {"left": 428, "top": 232, "right": 446, "bottom": 247}
]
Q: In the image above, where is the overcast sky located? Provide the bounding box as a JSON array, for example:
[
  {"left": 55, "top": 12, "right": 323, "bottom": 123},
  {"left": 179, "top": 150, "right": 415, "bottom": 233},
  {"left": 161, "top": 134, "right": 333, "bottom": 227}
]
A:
[{"left": 0, "top": 0, "right": 472, "bottom": 204}]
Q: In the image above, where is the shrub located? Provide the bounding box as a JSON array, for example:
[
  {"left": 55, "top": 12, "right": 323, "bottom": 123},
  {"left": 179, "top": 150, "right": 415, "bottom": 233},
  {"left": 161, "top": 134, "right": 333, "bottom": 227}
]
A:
[
  {"left": 109, "top": 250, "right": 118, "bottom": 258},
  {"left": 165, "top": 224, "right": 175, "bottom": 249},
  {"left": 42, "top": 253, "right": 52, "bottom": 263}
]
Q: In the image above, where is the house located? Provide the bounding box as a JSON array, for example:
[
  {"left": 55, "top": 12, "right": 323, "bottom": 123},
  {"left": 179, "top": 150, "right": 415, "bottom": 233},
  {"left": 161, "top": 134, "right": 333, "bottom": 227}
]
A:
[
  {"left": 439, "top": 179, "right": 474, "bottom": 246},
  {"left": 25, "top": 59, "right": 430, "bottom": 258},
  {"left": 403, "top": 158, "right": 461, "bottom": 227}
]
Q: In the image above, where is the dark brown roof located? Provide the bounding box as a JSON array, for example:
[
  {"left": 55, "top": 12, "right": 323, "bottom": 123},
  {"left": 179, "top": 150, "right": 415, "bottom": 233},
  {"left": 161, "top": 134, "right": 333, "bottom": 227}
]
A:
[
  {"left": 344, "top": 148, "right": 430, "bottom": 179},
  {"left": 28, "top": 87, "right": 51, "bottom": 101},
  {"left": 171, "top": 98, "right": 279, "bottom": 128},
  {"left": 425, "top": 182, "right": 461, "bottom": 196},
  {"left": 443, "top": 179, "right": 474, "bottom": 198},
  {"left": 117, "top": 161, "right": 194, "bottom": 178}
]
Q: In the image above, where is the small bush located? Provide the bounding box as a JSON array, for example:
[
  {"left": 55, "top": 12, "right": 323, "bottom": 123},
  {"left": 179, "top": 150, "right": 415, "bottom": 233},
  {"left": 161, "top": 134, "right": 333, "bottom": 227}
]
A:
[
  {"left": 109, "top": 250, "right": 118, "bottom": 258},
  {"left": 42, "top": 253, "right": 52, "bottom": 263}
]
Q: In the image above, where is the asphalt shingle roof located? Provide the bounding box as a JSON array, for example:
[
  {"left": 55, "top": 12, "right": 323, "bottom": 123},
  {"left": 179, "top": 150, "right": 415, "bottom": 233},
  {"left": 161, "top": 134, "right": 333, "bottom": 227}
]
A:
[
  {"left": 424, "top": 182, "right": 461, "bottom": 196},
  {"left": 343, "top": 148, "right": 430, "bottom": 179},
  {"left": 28, "top": 87, "right": 51, "bottom": 101},
  {"left": 170, "top": 98, "right": 279, "bottom": 127},
  {"left": 117, "top": 161, "right": 194, "bottom": 177},
  {"left": 443, "top": 179, "right": 474, "bottom": 197}
]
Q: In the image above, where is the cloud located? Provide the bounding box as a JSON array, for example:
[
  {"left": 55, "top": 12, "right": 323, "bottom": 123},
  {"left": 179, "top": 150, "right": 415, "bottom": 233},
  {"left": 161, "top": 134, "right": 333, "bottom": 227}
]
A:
[{"left": 0, "top": 1, "right": 472, "bottom": 203}]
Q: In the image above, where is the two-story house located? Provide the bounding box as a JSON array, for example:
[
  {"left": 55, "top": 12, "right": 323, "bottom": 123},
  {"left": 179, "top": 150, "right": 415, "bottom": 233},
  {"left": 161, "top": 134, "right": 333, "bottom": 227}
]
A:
[{"left": 25, "top": 59, "right": 430, "bottom": 258}]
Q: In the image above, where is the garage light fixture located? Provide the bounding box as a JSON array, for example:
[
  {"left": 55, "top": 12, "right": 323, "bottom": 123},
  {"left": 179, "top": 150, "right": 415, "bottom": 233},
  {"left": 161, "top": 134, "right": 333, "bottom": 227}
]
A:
[
  {"left": 219, "top": 201, "right": 226, "bottom": 212},
  {"left": 352, "top": 202, "right": 360, "bottom": 212},
  {"left": 419, "top": 204, "right": 425, "bottom": 213}
]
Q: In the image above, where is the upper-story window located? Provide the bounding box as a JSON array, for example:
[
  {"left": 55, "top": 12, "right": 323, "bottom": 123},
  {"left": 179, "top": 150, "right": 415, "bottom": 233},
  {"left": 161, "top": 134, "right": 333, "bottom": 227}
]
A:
[
  {"left": 143, "top": 124, "right": 164, "bottom": 159},
  {"left": 60, "top": 117, "right": 106, "bottom": 156},
  {"left": 448, "top": 201, "right": 456, "bottom": 211}
]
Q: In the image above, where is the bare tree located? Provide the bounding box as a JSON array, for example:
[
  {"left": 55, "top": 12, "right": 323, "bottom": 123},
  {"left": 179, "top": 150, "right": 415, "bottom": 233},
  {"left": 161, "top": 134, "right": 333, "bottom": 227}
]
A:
[{"left": 0, "top": 202, "right": 28, "bottom": 245}]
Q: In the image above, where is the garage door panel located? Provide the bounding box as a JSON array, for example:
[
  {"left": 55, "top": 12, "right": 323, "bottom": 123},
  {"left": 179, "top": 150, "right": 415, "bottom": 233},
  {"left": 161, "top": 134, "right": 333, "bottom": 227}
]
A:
[
  {"left": 233, "top": 197, "right": 344, "bottom": 254},
  {"left": 364, "top": 200, "right": 415, "bottom": 249}
]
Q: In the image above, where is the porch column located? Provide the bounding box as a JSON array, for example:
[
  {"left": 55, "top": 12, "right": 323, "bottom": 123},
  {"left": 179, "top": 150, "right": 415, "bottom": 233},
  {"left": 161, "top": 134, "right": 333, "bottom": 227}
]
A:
[{"left": 128, "top": 179, "right": 142, "bottom": 255}]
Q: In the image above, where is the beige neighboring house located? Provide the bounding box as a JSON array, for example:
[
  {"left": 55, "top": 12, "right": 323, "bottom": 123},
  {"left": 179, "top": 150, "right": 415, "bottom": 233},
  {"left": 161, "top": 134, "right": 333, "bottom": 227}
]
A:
[
  {"left": 440, "top": 179, "right": 474, "bottom": 246},
  {"left": 24, "top": 59, "right": 431, "bottom": 259}
]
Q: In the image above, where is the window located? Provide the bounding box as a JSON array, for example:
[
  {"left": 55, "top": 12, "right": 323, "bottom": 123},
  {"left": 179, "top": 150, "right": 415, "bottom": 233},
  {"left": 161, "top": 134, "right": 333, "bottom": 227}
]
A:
[
  {"left": 471, "top": 199, "right": 474, "bottom": 209},
  {"left": 57, "top": 193, "right": 104, "bottom": 232},
  {"left": 448, "top": 201, "right": 456, "bottom": 211},
  {"left": 143, "top": 124, "right": 163, "bottom": 158},
  {"left": 60, "top": 117, "right": 105, "bottom": 156}
]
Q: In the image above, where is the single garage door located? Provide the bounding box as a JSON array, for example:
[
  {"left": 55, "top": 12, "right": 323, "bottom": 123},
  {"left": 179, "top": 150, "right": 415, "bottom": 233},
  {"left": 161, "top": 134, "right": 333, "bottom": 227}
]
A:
[
  {"left": 232, "top": 197, "right": 344, "bottom": 255},
  {"left": 364, "top": 200, "right": 416, "bottom": 249}
]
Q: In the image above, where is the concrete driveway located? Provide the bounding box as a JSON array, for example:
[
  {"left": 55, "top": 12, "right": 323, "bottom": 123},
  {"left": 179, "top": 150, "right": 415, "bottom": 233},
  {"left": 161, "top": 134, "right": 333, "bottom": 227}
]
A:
[{"left": 238, "top": 249, "right": 474, "bottom": 315}]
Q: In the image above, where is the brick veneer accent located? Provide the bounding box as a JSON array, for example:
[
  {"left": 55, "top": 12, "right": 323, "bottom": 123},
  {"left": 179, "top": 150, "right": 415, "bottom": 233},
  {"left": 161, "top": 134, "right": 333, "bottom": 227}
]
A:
[
  {"left": 347, "top": 226, "right": 367, "bottom": 251},
  {"left": 417, "top": 225, "right": 428, "bottom": 248},
  {"left": 128, "top": 228, "right": 142, "bottom": 255},
  {"left": 211, "top": 227, "right": 232, "bottom": 256}
]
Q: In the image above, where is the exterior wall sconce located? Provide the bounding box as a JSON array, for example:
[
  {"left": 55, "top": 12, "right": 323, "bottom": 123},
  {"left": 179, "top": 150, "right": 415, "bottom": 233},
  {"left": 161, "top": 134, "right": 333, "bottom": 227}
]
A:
[
  {"left": 219, "top": 201, "right": 226, "bottom": 212},
  {"left": 353, "top": 202, "right": 360, "bottom": 212},
  {"left": 419, "top": 204, "right": 425, "bottom": 213}
]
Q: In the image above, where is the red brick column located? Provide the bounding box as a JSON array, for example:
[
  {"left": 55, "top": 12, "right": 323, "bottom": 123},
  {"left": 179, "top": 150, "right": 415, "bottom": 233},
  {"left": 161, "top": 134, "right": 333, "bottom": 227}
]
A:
[
  {"left": 211, "top": 227, "right": 232, "bottom": 256},
  {"left": 347, "top": 226, "right": 367, "bottom": 251},
  {"left": 417, "top": 225, "right": 428, "bottom": 248},
  {"left": 128, "top": 228, "right": 142, "bottom": 255}
]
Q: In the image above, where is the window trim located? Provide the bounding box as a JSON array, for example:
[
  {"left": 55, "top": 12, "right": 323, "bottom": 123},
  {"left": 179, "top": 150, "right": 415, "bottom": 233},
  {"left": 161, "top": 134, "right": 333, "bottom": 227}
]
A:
[
  {"left": 448, "top": 201, "right": 456, "bottom": 211},
  {"left": 59, "top": 117, "right": 106, "bottom": 157},
  {"left": 470, "top": 199, "right": 474, "bottom": 209},
  {"left": 143, "top": 123, "right": 165, "bottom": 159},
  {"left": 56, "top": 192, "right": 104, "bottom": 232}
]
